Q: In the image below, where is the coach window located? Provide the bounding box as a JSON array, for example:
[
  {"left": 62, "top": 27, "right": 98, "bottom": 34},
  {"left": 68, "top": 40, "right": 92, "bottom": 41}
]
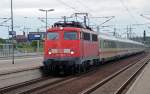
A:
[
  {"left": 83, "top": 32, "right": 90, "bottom": 41},
  {"left": 103, "top": 40, "right": 106, "bottom": 48},
  {"left": 104, "top": 40, "right": 109, "bottom": 48},
  {"left": 47, "top": 32, "right": 59, "bottom": 40},
  {"left": 64, "top": 32, "right": 78, "bottom": 40},
  {"left": 100, "top": 40, "right": 103, "bottom": 48},
  {"left": 92, "top": 34, "right": 98, "bottom": 41}
]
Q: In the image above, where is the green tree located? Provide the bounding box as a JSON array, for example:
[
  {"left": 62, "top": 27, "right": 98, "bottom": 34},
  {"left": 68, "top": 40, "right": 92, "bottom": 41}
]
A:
[
  {"left": 0, "top": 38, "right": 5, "bottom": 43},
  {"left": 31, "top": 40, "right": 38, "bottom": 51},
  {"left": 0, "top": 38, "right": 5, "bottom": 49},
  {"left": 31, "top": 41, "right": 37, "bottom": 48}
]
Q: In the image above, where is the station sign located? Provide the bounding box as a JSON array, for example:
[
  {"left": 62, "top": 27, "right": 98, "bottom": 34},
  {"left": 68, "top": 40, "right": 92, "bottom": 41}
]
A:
[
  {"left": 28, "top": 32, "right": 46, "bottom": 41},
  {"left": 9, "top": 31, "right": 16, "bottom": 36},
  {"left": 28, "top": 34, "right": 41, "bottom": 41}
]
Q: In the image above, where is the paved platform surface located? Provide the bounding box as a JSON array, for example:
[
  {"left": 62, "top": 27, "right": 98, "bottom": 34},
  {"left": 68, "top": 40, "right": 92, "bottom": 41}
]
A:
[
  {"left": 126, "top": 62, "right": 150, "bottom": 94},
  {"left": 0, "top": 52, "right": 43, "bottom": 60},
  {"left": 0, "top": 56, "right": 43, "bottom": 74}
]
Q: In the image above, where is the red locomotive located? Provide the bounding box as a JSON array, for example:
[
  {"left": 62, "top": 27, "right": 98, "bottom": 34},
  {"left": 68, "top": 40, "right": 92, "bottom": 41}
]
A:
[
  {"left": 43, "top": 21, "right": 99, "bottom": 74},
  {"left": 43, "top": 21, "right": 145, "bottom": 74}
]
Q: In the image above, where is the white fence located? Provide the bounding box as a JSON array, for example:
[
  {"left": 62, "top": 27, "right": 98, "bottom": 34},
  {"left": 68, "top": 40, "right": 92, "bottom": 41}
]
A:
[
  {"left": 0, "top": 44, "right": 13, "bottom": 57},
  {"left": 0, "top": 44, "right": 43, "bottom": 58}
]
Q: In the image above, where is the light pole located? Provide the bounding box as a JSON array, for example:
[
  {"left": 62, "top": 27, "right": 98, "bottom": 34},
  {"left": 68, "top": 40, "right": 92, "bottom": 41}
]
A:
[
  {"left": 39, "top": 9, "right": 54, "bottom": 32},
  {"left": 11, "top": 0, "right": 14, "bottom": 64}
]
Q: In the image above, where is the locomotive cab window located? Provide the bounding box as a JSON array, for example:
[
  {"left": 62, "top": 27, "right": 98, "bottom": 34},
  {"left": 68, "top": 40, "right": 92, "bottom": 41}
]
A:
[
  {"left": 92, "top": 34, "right": 98, "bottom": 41},
  {"left": 47, "top": 32, "right": 59, "bottom": 40},
  {"left": 64, "top": 32, "right": 78, "bottom": 40},
  {"left": 83, "top": 32, "right": 90, "bottom": 41}
]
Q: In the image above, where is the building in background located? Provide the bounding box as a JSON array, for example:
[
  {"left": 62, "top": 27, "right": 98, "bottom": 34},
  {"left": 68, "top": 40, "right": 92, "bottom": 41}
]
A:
[{"left": 14, "top": 31, "right": 27, "bottom": 43}]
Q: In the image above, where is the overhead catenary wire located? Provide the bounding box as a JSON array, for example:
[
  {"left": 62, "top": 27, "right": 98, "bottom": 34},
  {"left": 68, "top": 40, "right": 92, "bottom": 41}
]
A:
[
  {"left": 56, "top": 0, "right": 82, "bottom": 13},
  {"left": 0, "top": 18, "right": 11, "bottom": 25},
  {"left": 73, "top": 0, "right": 94, "bottom": 16},
  {"left": 119, "top": 0, "right": 138, "bottom": 24},
  {"left": 69, "top": 0, "right": 108, "bottom": 27},
  {"left": 56, "top": 0, "right": 94, "bottom": 24},
  {"left": 140, "top": 14, "right": 150, "bottom": 21},
  {"left": 52, "top": 0, "right": 116, "bottom": 32},
  {"left": 68, "top": 0, "right": 101, "bottom": 27}
]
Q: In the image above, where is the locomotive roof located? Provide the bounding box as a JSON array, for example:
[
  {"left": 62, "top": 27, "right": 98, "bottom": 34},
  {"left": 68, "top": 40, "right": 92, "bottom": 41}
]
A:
[
  {"left": 53, "top": 21, "right": 92, "bottom": 30},
  {"left": 98, "top": 32, "right": 144, "bottom": 46},
  {"left": 48, "top": 26, "right": 97, "bottom": 34}
]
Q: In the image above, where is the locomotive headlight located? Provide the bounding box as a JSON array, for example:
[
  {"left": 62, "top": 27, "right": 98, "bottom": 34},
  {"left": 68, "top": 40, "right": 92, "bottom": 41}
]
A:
[
  {"left": 70, "top": 50, "right": 75, "bottom": 55},
  {"left": 60, "top": 27, "right": 63, "bottom": 30},
  {"left": 48, "top": 51, "right": 52, "bottom": 55},
  {"left": 48, "top": 49, "right": 52, "bottom": 55}
]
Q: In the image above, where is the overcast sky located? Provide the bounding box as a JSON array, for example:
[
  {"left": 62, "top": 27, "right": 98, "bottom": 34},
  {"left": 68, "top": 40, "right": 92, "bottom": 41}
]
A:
[{"left": 0, "top": 0, "right": 150, "bottom": 38}]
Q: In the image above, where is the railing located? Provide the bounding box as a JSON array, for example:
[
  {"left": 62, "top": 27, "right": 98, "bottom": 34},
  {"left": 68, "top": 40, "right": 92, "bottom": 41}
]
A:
[
  {"left": 0, "top": 44, "right": 13, "bottom": 57},
  {"left": 0, "top": 44, "right": 43, "bottom": 58}
]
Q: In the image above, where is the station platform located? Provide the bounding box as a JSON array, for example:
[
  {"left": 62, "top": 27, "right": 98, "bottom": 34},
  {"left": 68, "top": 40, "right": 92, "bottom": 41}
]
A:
[
  {"left": 126, "top": 62, "right": 150, "bottom": 94},
  {"left": 0, "top": 56, "right": 43, "bottom": 75},
  {"left": 0, "top": 52, "right": 43, "bottom": 60}
]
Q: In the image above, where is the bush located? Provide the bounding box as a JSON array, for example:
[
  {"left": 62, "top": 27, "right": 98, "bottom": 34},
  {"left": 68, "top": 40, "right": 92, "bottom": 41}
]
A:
[
  {"left": 31, "top": 41, "right": 37, "bottom": 48},
  {"left": 0, "top": 38, "right": 5, "bottom": 44}
]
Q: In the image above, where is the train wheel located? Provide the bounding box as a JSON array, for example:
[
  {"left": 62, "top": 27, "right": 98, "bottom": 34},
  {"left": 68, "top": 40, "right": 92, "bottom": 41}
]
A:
[
  {"left": 41, "top": 66, "right": 48, "bottom": 76},
  {"left": 76, "top": 64, "right": 81, "bottom": 73},
  {"left": 71, "top": 65, "right": 75, "bottom": 75},
  {"left": 85, "top": 62, "right": 90, "bottom": 71},
  {"left": 82, "top": 63, "right": 86, "bottom": 73}
]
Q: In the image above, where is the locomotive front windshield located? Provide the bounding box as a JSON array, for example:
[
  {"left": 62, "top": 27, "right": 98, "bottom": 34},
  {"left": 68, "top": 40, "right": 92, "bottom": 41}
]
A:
[
  {"left": 64, "top": 32, "right": 78, "bottom": 40},
  {"left": 47, "top": 32, "right": 59, "bottom": 40}
]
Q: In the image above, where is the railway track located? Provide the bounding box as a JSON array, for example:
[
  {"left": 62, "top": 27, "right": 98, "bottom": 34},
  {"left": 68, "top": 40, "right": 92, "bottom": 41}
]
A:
[
  {"left": 0, "top": 53, "right": 148, "bottom": 94},
  {"left": 0, "top": 76, "right": 74, "bottom": 94},
  {"left": 0, "top": 68, "right": 43, "bottom": 89},
  {"left": 81, "top": 54, "right": 150, "bottom": 94},
  {"left": 28, "top": 53, "right": 147, "bottom": 94}
]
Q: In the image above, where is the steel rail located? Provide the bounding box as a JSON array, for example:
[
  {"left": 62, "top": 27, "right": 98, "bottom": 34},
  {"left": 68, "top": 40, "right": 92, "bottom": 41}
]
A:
[
  {"left": 81, "top": 54, "right": 150, "bottom": 94},
  {"left": 0, "top": 75, "right": 77, "bottom": 94},
  {"left": 114, "top": 57, "right": 150, "bottom": 94}
]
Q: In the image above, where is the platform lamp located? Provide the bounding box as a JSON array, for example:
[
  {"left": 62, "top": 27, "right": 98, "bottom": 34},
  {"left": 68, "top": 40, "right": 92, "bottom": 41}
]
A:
[{"left": 39, "top": 9, "right": 54, "bottom": 32}]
